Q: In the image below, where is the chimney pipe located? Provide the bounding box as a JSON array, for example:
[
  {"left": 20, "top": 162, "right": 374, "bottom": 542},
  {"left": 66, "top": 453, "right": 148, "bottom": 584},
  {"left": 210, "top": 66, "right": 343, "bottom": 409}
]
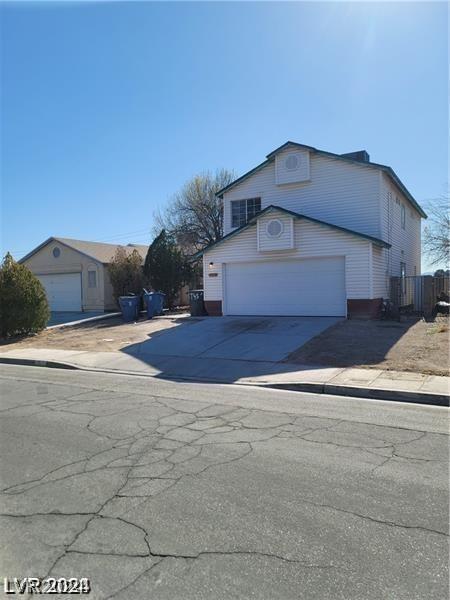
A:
[{"left": 341, "top": 150, "right": 370, "bottom": 163}]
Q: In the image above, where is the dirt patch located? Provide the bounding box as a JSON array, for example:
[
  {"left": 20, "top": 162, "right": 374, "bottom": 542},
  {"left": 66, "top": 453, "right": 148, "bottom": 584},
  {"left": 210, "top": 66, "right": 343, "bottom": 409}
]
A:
[
  {"left": 286, "top": 317, "right": 449, "bottom": 376},
  {"left": 0, "top": 314, "right": 202, "bottom": 353}
]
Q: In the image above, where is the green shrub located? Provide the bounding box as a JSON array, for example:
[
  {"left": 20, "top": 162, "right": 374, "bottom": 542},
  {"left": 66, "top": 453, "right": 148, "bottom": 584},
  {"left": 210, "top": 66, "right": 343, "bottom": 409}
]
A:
[
  {"left": 107, "top": 247, "right": 144, "bottom": 304},
  {"left": 144, "top": 230, "right": 191, "bottom": 308},
  {"left": 0, "top": 253, "right": 50, "bottom": 338}
]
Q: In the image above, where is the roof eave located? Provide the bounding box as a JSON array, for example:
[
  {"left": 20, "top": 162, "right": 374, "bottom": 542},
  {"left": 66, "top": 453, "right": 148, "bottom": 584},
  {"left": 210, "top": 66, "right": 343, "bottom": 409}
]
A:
[
  {"left": 196, "top": 205, "right": 390, "bottom": 257},
  {"left": 216, "top": 159, "right": 271, "bottom": 198},
  {"left": 265, "top": 141, "right": 317, "bottom": 160},
  {"left": 18, "top": 237, "right": 57, "bottom": 264},
  {"left": 19, "top": 237, "right": 108, "bottom": 266},
  {"left": 215, "top": 141, "right": 427, "bottom": 219}
]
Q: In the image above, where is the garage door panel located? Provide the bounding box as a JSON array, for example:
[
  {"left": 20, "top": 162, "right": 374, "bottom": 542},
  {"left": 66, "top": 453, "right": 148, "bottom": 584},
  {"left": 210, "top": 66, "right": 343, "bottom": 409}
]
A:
[
  {"left": 37, "top": 273, "right": 82, "bottom": 311},
  {"left": 225, "top": 258, "right": 346, "bottom": 316}
]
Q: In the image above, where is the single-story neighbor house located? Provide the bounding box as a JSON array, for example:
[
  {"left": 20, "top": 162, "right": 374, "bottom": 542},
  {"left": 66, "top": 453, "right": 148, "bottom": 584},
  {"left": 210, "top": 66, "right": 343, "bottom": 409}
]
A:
[
  {"left": 20, "top": 237, "right": 148, "bottom": 312},
  {"left": 198, "top": 141, "right": 426, "bottom": 318}
]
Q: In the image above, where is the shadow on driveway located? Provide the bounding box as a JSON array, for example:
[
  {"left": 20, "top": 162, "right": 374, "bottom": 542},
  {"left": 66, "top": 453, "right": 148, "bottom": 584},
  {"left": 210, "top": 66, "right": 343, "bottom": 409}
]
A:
[{"left": 120, "top": 316, "right": 343, "bottom": 383}]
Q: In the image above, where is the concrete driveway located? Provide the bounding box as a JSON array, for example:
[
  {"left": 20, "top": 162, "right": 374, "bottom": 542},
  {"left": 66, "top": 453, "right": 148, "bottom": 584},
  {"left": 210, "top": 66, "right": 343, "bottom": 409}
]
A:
[
  {"left": 130, "top": 316, "right": 341, "bottom": 362},
  {"left": 48, "top": 311, "right": 104, "bottom": 327}
]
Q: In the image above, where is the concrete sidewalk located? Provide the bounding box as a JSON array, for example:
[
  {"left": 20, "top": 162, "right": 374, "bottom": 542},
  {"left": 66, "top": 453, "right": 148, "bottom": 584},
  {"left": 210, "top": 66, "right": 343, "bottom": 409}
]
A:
[{"left": 0, "top": 346, "right": 448, "bottom": 406}]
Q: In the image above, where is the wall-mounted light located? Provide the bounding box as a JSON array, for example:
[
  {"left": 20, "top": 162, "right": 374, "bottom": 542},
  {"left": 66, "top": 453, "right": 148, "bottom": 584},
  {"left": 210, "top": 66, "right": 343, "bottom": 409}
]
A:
[{"left": 208, "top": 262, "right": 214, "bottom": 269}]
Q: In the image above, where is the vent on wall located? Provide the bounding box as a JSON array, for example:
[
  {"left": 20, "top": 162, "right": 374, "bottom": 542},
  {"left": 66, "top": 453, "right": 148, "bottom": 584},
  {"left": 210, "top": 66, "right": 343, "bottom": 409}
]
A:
[
  {"left": 275, "top": 150, "right": 310, "bottom": 185},
  {"left": 284, "top": 154, "right": 301, "bottom": 171},
  {"left": 266, "top": 219, "right": 283, "bottom": 238}
]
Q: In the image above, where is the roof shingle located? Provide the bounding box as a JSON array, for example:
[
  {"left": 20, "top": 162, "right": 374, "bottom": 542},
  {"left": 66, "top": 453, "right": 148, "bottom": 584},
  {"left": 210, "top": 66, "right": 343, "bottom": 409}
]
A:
[{"left": 19, "top": 237, "right": 148, "bottom": 264}]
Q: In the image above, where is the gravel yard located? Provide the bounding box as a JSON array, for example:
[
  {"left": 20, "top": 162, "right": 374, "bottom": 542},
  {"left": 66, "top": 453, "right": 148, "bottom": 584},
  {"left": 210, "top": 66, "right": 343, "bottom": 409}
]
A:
[
  {"left": 286, "top": 317, "right": 449, "bottom": 376},
  {"left": 0, "top": 314, "right": 198, "bottom": 353}
]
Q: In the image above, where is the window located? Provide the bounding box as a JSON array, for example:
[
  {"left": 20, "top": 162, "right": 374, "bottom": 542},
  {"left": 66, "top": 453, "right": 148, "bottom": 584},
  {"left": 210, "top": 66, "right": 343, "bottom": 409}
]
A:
[
  {"left": 401, "top": 204, "right": 406, "bottom": 229},
  {"left": 88, "top": 270, "right": 97, "bottom": 288},
  {"left": 231, "top": 198, "right": 261, "bottom": 228},
  {"left": 52, "top": 247, "right": 60, "bottom": 258}
]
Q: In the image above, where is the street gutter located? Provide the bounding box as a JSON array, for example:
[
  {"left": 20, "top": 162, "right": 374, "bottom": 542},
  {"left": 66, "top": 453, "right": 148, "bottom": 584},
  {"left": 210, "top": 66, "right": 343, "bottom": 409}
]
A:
[{"left": 0, "top": 355, "right": 448, "bottom": 407}]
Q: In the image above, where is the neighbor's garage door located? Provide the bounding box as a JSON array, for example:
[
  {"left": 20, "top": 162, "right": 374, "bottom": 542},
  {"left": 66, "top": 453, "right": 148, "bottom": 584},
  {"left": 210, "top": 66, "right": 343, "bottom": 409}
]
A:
[
  {"left": 37, "top": 273, "right": 82, "bottom": 311},
  {"left": 224, "top": 257, "right": 346, "bottom": 316}
]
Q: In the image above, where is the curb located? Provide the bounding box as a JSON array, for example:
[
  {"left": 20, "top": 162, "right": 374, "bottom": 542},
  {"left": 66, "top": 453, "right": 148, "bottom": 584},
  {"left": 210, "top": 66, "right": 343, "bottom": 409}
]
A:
[
  {"left": 258, "top": 382, "right": 449, "bottom": 407},
  {"left": 0, "top": 357, "right": 79, "bottom": 370},
  {"left": 0, "top": 357, "right": 448, "bottom": 407},
  {"left": 46, "top": 312, "right": 121, "bottom": 330}
]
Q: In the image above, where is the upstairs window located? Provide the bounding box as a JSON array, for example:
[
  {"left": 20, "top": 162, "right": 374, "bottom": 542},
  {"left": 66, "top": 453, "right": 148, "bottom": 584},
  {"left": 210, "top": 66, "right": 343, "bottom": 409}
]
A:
[
  {"left": 401, "top": 204, "right": 406, "bottom": 229},
  {"left": 231, "top": 198, "right": 261, "bottom": 228}
]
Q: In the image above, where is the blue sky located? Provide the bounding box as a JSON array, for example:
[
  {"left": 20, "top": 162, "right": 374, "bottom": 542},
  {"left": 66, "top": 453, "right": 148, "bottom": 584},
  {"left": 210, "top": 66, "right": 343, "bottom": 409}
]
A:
[{"left": 1, "top": 1, "right": 448, "bottom": 270}]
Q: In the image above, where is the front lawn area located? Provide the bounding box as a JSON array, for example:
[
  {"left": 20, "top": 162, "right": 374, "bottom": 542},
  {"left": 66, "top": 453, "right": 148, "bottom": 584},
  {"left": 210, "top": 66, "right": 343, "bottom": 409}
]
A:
[
  {"left": 286, "top": 317, "right": 449, "bottom": 376},
  {"left": 0, "top": 313, "right": 197, "bottom": 353}
]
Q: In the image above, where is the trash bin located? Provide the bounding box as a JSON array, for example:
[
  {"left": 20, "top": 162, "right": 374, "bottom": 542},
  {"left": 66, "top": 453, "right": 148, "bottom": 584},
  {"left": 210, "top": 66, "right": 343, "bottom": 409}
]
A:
[
  {"left": 128, "top": 294, "right": 141, "bottom": 318},
  {"left": 143, "top": 292, "right": 153, "bottom": 319},
  {"left": 119, "top": 296, "right": 140, "bottom": 322},
  {"left": 189, "top": 290, "right": 205, "bottom": 316},
  {"left": 144, "top": 291, "right": 166, "bottom": 319}
]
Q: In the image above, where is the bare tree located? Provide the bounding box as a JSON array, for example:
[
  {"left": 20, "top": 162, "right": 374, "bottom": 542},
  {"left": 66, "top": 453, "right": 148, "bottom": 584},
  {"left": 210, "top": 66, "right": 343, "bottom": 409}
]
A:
[
  {"left": 423, "top": 195, "right": 450, "bottom": 267},
  {"left": 154, "top": 169, "right": 235, "bottom": 252}
]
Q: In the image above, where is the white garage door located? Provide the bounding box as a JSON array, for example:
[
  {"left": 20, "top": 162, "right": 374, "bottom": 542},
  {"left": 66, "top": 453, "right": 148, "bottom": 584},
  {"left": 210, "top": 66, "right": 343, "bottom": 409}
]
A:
[
  {"left": 37, "top": 273, "right": 82, "bottom": 311},
  {"left": 224, "top": 257, "right": 346, "bottom": 316}
]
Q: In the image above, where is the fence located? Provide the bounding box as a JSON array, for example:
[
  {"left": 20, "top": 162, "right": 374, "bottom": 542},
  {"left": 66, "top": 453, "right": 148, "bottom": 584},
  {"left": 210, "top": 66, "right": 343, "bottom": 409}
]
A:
[{"left": 390, "top": 276, "right": 450, "bottom": 315}]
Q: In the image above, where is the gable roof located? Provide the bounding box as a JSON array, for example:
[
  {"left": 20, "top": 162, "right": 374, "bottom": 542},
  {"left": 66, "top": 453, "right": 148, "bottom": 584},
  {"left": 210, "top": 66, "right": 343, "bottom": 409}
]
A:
[
  {"left": 216, "top": 140, "right": 427, "bottom": 219},
  {"left": 19, "top": 237, "right": 149, "bottom": 265},
  {"left": 195, "top": 205, "right": 390, "bottom": 258}
]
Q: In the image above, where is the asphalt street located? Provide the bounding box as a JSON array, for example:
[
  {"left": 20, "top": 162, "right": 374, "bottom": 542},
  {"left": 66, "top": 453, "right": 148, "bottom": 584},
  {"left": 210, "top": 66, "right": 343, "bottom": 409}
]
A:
[{"left": 0, "top": 364, "right": 448, "bottom": 599}]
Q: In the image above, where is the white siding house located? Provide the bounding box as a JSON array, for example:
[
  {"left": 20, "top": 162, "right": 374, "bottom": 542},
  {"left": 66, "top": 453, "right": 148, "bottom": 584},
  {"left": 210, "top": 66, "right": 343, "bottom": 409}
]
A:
[{"left": 200, "top": 142, "right": 426, "bottom": 318}]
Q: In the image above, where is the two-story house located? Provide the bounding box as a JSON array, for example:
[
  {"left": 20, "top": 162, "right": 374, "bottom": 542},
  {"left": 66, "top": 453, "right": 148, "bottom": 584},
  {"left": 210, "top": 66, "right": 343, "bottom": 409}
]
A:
[{"left": 199, "top": 141, "right": 426, "bottom": 318}]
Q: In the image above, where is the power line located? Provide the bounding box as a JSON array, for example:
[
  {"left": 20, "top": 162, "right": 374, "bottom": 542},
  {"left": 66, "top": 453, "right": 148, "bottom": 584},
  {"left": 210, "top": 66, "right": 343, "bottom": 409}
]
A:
[
  {"left": 96, "top": 228, "right": 153, "bottom": 243},
  {"left": 89, "top": 226, "right": 156, "bottom": 244},
  {"left": 4, "top": 228, "right": 154, "bottom": 255}
]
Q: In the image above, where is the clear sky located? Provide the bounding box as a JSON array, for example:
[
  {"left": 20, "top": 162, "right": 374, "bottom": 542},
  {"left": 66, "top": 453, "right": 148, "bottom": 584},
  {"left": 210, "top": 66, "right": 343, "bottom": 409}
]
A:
[{"left": 1, "top": 1, "right": 448, "bottom": 271}]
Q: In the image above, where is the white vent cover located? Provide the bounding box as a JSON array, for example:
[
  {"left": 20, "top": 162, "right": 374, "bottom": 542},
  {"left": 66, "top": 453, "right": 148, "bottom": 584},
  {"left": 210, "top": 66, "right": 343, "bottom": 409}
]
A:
[
  {"left": 266, "top": 219, "right": 283, "bottom": 238},
  {"left": 284, "top": 153, "right": 301, "bottom": 171}
]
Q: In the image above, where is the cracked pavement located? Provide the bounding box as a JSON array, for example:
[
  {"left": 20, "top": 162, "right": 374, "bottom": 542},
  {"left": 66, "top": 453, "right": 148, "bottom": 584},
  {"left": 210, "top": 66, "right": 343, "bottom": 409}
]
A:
[{"left": 0, "top": 365, "right": 448, "bottom": 599}]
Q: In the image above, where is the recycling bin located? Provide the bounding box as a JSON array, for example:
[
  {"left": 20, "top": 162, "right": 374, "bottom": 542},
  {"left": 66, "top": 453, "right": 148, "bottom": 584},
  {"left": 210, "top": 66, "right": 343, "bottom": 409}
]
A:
[
  {"left": 144, "top": 291, "right": 166, "bottom": 319},
  {"left": 119, "top": 295, "right": 140, "bottom": 322}
]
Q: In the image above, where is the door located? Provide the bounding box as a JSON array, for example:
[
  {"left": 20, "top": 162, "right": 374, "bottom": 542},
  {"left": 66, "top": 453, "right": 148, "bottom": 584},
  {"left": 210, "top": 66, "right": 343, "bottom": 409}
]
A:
[
  {"left": 224, "top": 257, "right": 346, "bottom": 316},
  {"left": 37, "top": 273, "right": 82, "bottom": 311}
]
